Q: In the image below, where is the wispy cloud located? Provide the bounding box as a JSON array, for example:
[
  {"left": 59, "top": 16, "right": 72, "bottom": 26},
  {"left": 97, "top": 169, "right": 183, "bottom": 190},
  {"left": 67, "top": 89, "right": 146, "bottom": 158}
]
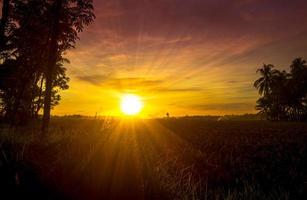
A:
[{"left": 55, "top": 0, "right": 307, "bottom": 116}]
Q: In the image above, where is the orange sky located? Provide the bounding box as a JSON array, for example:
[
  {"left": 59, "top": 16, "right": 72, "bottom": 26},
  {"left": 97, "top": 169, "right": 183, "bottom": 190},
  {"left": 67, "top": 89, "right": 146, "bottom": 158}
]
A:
[{"left": 53, "top": 0, "right": 307, "bottom": 117}]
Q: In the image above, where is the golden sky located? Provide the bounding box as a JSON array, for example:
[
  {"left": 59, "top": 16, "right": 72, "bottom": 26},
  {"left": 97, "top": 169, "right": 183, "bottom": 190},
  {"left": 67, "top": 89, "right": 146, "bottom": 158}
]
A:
[{"left": 54, "top": 0, "right": 307, "bottom": 117}]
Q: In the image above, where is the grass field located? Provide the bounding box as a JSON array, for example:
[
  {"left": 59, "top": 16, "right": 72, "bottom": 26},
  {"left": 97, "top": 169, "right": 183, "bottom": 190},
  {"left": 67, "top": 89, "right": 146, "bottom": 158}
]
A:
[{"left": 0, "top": 118, "right": 307, "bottom": 199}]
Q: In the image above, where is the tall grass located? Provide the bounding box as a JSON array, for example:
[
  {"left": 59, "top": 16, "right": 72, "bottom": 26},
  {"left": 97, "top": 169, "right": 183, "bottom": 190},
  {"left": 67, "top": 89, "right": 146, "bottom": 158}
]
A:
[{"left": 0, "top": 118, "right": 307, "bottom": 199}]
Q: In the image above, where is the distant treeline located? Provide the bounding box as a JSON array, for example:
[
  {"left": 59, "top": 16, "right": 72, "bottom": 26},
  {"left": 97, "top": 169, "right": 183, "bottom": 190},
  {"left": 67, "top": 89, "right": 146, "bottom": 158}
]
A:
[
  {"left": 254, "top": 58, "right": 307, "bottom": 121},
  {"left": 0, "top": 0, "right": 94, "bottom": 132},
  {"left": 160, "top": 114, "right": 264, "bottom": 121}
]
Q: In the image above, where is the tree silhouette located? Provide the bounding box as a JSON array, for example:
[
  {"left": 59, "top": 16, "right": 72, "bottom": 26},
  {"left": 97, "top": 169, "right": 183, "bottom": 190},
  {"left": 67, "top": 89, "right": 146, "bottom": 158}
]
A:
[
  {"left": 255, "top": 58, "right": 307, "bottom": 121},
  {"left": 0, "top": 1, "right": 63, "bottom": 124},
  {"left": 0, "top": 0, "right": 94, "bottom": 128},
  {"left": 254, "top": 64, "right": 279, "bottom": 96},
  {"left": 288, "top": 58, "right": 307, "bottom": 120},
  {"left": 41, "top": 0, "right": 95, "bottom": 134}
]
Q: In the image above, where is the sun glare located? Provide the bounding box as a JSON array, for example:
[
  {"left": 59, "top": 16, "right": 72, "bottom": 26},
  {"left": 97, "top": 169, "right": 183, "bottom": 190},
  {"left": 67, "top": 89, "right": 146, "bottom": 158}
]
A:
[{"left": 120, "top": 94, "right": 143, "bottom": 115}]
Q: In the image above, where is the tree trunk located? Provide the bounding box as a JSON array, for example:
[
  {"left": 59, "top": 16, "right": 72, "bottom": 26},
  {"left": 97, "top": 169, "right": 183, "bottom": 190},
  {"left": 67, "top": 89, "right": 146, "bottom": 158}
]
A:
[
  {"left": 41, "top": 0, "right": 62, "bottom": 135},
  {"left": 35, "top": 76, "right": 44, "bottom": 118}
]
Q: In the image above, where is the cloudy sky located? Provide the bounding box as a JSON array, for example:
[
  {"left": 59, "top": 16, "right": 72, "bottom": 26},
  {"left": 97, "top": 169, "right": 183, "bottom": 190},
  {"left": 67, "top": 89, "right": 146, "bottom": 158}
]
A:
[{"left": 55, "top": 0, "right": 307, "bottom": 117}]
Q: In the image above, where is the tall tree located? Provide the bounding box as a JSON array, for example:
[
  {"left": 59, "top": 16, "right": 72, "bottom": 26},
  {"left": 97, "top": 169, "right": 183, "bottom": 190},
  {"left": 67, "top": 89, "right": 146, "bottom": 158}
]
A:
[
  {"left": 255, "top": 58, "right": 307, "bottom": 121},
  {"left": 288, "top": 58, "right": 307, "bottom": 120},
  {"left": 1, "top": 0, "right": 49, "bottom": 124},
  {"left": 42, "top": 0, "right": 63, "bottom": 134},
  {"left": 42, "top": 0, "right": 95, "bottom": 134},
  {"left": 0, "top": 0, "right": 73, "bottom": 125},
  {"left": 254, "top": 64, "right": 278, "bottom": 96}
]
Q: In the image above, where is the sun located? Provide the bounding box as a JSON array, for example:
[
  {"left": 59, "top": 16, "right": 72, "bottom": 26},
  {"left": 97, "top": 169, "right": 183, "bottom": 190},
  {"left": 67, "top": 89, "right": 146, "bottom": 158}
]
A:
[{"left": 120, "top": 94, "right": 143, "bottom": 115}]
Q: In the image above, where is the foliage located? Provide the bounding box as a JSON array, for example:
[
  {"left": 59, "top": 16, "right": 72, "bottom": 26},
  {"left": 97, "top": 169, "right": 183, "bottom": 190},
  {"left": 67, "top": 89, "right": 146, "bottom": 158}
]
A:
[
  {"left": 254, "top": 58, "right": 307, "bottom": 121},
  {"left": 0, "top": 0, "right": 94, "bottom": 126}
]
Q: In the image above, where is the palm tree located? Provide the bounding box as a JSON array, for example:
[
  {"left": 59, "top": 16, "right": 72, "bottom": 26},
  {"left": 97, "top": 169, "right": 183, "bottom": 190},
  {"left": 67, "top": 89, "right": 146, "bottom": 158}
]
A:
[
  {"left": 254, "top": 64, "right": 278, "bottom": 96},
  {"left": 290, "top": 58, "right": 307, "bottom": 76},
  {"left": 289, "top": 58, "right": 307, "bottom": 120}
]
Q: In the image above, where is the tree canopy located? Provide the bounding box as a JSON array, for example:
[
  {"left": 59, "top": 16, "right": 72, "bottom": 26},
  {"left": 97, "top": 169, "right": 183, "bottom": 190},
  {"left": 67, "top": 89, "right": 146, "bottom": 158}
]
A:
[
  {"left": 254, "top": 58, "right": 307, "bottom": 121},
  {"left": 0, "top": 0, "right": 95, "bottom": 128}
]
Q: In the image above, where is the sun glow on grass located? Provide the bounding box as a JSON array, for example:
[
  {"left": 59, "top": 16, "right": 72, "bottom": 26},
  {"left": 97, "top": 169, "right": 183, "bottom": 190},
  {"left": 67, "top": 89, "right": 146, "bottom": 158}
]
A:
[{"left": 120, "top": 94, "right": 143, "bottom": 116}]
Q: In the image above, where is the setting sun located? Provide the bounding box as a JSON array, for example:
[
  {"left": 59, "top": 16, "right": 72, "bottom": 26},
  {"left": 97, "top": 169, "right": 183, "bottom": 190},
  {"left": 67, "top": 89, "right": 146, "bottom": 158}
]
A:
[{"left": 120, "top": 94, "right": 143, "bottom": 115}]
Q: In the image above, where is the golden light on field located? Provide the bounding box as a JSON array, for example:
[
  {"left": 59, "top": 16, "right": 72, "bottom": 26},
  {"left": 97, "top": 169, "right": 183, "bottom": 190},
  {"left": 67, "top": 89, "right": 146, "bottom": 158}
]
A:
[{"left": 120, "top": 94, "right": 143, "bottom": 115}]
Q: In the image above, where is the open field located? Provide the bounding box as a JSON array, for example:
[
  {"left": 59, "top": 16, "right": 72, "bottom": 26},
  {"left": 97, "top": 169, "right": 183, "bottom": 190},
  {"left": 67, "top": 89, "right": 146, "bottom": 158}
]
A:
[{"left": 1, "top": 118, "right": 307, "bottom": 199}]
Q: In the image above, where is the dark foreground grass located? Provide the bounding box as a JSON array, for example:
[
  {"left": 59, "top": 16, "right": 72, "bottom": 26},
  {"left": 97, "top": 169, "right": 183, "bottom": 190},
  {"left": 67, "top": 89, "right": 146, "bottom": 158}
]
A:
[{"left": 0, "top": 118, "right": 307, "bottom": 199}]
